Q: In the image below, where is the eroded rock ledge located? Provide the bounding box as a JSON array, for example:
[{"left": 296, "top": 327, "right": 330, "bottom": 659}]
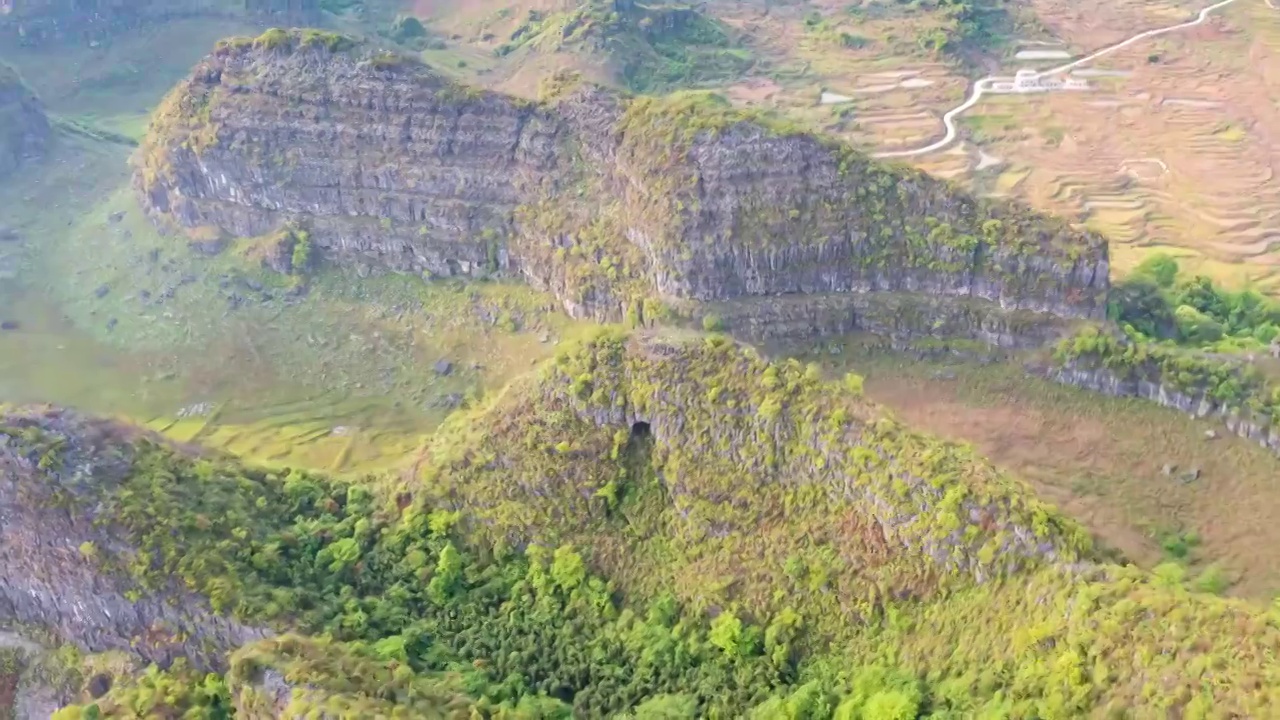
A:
[
  {"left": 1046, "top": 326, "right": 1280, "bottom": 456},
  {"left": 136, "top": 30, "right": 1109, "bottom": 343}
]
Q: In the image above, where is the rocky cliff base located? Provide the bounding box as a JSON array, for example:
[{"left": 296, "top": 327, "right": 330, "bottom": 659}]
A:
[{"left": 1050, "top": 362, "right": 1280, "bottom": 454}]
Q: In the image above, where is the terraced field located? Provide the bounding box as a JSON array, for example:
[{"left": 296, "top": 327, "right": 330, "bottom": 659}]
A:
[
  {"left": 899, "top": 0, "right": 1280, "bottom": 288},
  {"left": 710, "top": 0, "right": 982, "bottom": 179}
]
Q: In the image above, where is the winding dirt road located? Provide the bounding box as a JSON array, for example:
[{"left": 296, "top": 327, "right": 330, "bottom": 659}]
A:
[{"left": 872, "top": 0, "right": 1263, "bottom": 159}]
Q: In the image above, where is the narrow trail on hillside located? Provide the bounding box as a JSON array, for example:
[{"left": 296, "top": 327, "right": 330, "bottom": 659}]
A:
[{"left": 872, "top": 0, "right": 1265, "bottom": 159}]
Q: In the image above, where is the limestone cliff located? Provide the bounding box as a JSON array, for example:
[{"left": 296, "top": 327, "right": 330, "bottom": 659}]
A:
[
  {"left": 137, "top": 30, "right": 1109, "bottom": 344},
  {"left": 0, "top": 407, "right": 266, "bottom": 672},
  {"left": 0, "top": 64, "right": 48, "bottom": 178}
]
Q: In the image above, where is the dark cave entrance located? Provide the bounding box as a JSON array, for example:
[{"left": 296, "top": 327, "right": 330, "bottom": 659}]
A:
[{"left": 600, "top": 420, "right": 657, "bottom": 515}]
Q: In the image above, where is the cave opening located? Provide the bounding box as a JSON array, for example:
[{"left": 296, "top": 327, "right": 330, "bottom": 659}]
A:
[{"left": 602, "top": 420, "right": 658, "bottom": 514}]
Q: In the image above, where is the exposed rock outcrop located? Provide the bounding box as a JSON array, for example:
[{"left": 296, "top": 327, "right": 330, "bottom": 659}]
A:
[
  {"left": 0, "top": 407, "right": 267, "bottom": 672},
  {"left": 0, "top": 65, "right": 48, "bottom": 178},
  {"left": 1051, "top": 362, "right": 1280, "bottom": 454},
  {"left": 137, "top": 31, "right": 1109, "bottom": 345},
  {"left": 1045, "top": 328, "right": 1280, "bottom": 456}
]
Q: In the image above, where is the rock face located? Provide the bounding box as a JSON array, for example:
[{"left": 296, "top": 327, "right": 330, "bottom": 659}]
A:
[
  {"left": 0, "top": 407, "right": 266, "bottom": 672},
  {"left": 1050, "top": 361, "right": 1280, "bottom": 456},
  {"left": 423, "top": 330, "right": 1091, "bottom": 609},
  {"left": 0, "top": 65, "right": 48, "bottom": 178},
  {"left": 0, "top": 0, "right": 317, "bottom": 45},
  {"left": 137, "top": 31, "right": 1110, "bottom": 343}
]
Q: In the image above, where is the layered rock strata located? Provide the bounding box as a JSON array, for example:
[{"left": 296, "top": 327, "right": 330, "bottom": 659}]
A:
[{"left": 137, "top": 31, "right": 1110, "bottom": 343}]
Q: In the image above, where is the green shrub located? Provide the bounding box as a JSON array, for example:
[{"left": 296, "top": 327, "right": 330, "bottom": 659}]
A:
[
  {"left": 632, "top": 694, "right": 698, "bottom": 719},
  {"left": 862, "top": 690, "right": 920, "bottom": 720},
  {"left": 253, "top": 28, "right": 291, "bottom": 51},
  {"left": 844, "top": 372, "right": 865, "bottom": 397},
  {"left": 1192, "top": 564, "right": 1231, "bottom": 595},
  {"left": 1174, "top": 305, "right": 1224, "bottom": 344},
  {"left": 701, "top": 314, "right": 726, "bottom": 332},
  {"left": 1133, "top": 253, "right": 1180, "bottom": 288},
  {"left": 289, "top": 230, "right": 312, "bottom": 275},
  {"left": 839, "top": 32, "right": 870, "bottom": 49},
  {"left": 389, "top": 15, "right": 427, "bottom": 42}
]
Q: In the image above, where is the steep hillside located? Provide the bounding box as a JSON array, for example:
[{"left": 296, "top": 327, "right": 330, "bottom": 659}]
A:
[
  {"left": 421, "top": 329, "right": 1091, "bottom": 612},
  {"left": 136, "top": 29, "right": 1108, "bottom": 345},
  {"left": 6, "top": 333, "right": 1280, "bottom": 717},
  {"left": 0, "top": 408, "right": 267, "bottom": 670},
  {"left": 0, "top": 64, "right": 48, "bottom": 178}
]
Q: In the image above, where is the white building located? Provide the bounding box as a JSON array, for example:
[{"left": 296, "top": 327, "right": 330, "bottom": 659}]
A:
[{"left": 991, "top": 69, "right": 1089, "bottom": 93}]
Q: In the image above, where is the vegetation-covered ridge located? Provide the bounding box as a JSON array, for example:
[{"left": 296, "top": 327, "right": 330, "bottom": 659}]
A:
[
  {"left": 7, "top": 335, "right": 1280, "bottom": 717},
  {"left": 212, "top": 27, "right": 359, "bottom": 56},
  {"left": 494, "top": 0, "right": 754, "bottom": 93},
  {"left": 423, "top": 328, "right": 1093, "bottom": 614},
  {"left": 1051, "top": 325, "right": 1280, "bottom": 453}
]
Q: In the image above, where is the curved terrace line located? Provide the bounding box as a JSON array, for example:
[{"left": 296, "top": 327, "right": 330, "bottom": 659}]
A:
[{"left": 872, "top": 0, "right": 1261, "bottom": 159}]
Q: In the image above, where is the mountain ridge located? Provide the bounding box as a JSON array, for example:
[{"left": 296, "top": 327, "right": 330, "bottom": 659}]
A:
[{"left": 135, "top": 29, "right": 1109, "bottom": 345}]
